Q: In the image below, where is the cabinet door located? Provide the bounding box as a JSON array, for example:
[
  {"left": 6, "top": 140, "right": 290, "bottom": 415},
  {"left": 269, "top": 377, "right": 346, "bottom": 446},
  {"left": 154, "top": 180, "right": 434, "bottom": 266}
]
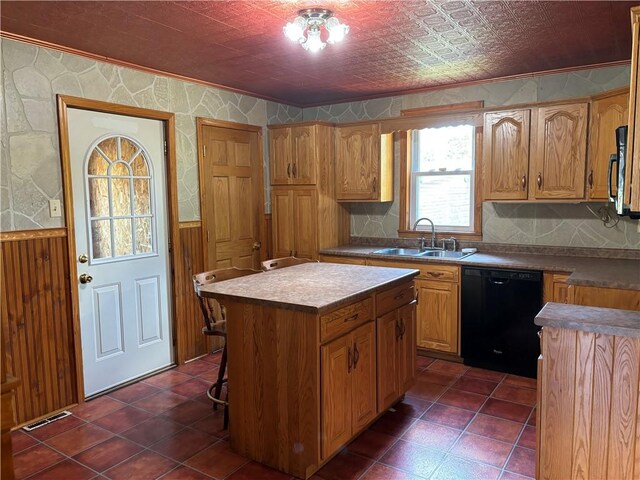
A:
[
  {"left": 291, "top": 125, "right": 316, "bottom": 185},
  {"left": 269, "top": 128, "right": 292, "bottom": 185},
  {"left": 376, "top": 309, "right": 398, "bottom": 412},
  {"left": 483, "top": 110, "right": 530, "bottom": 200},
  {"left": 397, "top": 301, "right": 417, "bottom": 394},
  {"left": 588, "top": 92, "right": 629, "bottom": 200},
  {"left": 416, "top": 280, "right": 459, "bottom": 354},
  {"left": 271, "top": 189, "right": 294, "bottom": 258},
  {"left": 335, "top": 124, "right": 380, "bottom": 200},
  {"left": 292, "top": 189, "right": 318, "bottom": 259},
  {"left": 531, "top": 103, "right": 588, "bottom": 199},
  {"left": 351, "top": 322, "right": 377, "bottom": 432},
  {"left": 321, "top": 334, "right": 352, "bottom": 459}
]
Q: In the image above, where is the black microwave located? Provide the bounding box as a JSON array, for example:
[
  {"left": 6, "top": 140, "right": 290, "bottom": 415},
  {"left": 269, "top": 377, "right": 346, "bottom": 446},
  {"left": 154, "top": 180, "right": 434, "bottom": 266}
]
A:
[{"left": 608, "top": 125, "right": 640, "bottom": 219}]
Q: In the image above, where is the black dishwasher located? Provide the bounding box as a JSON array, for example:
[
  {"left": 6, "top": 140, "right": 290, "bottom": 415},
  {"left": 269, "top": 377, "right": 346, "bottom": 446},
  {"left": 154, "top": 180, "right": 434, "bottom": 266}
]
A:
[{"left": 461, "top": 267, "right": 542, "bottom": 378}]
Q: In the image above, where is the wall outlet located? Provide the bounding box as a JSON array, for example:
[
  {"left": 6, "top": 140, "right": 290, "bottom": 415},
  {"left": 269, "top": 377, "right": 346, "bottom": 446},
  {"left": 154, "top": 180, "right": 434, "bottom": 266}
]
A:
[{"left": 49, "top": 199, "right": 61, "bottom": 217}]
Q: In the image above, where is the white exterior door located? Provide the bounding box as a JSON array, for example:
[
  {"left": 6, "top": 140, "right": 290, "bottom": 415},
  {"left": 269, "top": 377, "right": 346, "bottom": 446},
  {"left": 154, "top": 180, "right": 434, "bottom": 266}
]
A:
[{"left": 67, "top": 108, "right": 173, "bottom": 397}]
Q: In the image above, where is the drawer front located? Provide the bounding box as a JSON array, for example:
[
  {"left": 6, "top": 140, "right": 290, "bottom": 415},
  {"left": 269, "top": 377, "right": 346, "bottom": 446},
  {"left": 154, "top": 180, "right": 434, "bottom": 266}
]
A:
[
  {"left": 376, "top": 281, "right": 415, "bottom": 317},
  {"left": 367, "top": 259, "right": 459, "bottom": 283},
  {"left": 321, "top": 297, "right": 373, "bottom": 342},
  {"left": 319, "top": 255, "right": 367, "bottom": 265},
  {"left": 420, "top": 264, "right": 459, "bottom": 282}
]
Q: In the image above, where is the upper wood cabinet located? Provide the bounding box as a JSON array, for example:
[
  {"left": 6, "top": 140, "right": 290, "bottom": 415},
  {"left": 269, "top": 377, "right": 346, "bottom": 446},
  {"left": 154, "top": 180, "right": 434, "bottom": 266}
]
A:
[
  {"left": 588, "top": 90, "right": 629, "bottom": 200},
  {"left": 483, "top": 109, "right": 531, "bottom": 200},
  {"left": 483, "top": 101, "right": 590, "bottom": 202},
  {"left": 268, "top": 123, "right": 332, "bottom": 185},
  {"left": 530, "top": 102, "right": 588, "bottom": 199},
  {"left": 269, "top": 128, "right": 292, "bottom": 185},
  {"left": 626, "top": 7, "right": 640, "bottom": 211},
  {"left": 335, "top": 123, "right": 393, "bottom": 202}
]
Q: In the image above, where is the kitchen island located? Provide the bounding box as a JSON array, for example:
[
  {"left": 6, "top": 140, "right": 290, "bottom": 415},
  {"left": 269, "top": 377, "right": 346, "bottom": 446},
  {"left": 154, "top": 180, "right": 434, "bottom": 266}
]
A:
[{"left": 198, "top": 262, "right": 419, "bottom": 479}]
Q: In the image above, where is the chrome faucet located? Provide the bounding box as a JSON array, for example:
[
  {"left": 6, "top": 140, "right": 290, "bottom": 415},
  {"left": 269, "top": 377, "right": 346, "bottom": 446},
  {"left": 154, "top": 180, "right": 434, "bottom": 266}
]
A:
[{"left": 412, "top": 217, "right": 437, "bottom": 250}]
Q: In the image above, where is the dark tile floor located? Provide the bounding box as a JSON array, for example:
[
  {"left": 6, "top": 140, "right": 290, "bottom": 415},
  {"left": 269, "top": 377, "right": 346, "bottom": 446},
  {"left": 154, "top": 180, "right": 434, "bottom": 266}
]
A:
[{"left": 12, "top": 353, "right": 536, "bottom": 479}]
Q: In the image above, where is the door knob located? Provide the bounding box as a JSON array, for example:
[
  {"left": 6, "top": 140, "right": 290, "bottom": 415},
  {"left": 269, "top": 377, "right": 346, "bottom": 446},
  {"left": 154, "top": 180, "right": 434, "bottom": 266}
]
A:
[
  {"left": 252, "top": 241, "right": 262, "bottom": 251},
  {"left": 78, "top": 254, "right": 88, "bottom": 263},
  {"left": 79, "top": 273, "right": 93, "bottom": 284}
]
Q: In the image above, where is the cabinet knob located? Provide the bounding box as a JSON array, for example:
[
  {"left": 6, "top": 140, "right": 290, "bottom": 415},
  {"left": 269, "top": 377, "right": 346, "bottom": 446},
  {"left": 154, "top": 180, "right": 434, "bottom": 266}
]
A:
[
  {"left": 372, "top": 176, "right": 377, "bottom": 193},
  {"left": 588, "top": 170, "right": 593, "bottom": 188},
  {"left": 521, "top": 175, "right": 527, "bottom": 190},
  {"left": 287, "top": 163, "right": 291, "bottom": 177},
  {"left": 292, "top": 163, "right": 297, "bottom": 177},
  {"left": 252, "top": 241, "right": 262, "bottom": 251},
  {"left": 347, "top": 346, "right": 353, "bottom": 373},
  {"left": 537, "top": 173, "right": 542, "bottom": 189}
]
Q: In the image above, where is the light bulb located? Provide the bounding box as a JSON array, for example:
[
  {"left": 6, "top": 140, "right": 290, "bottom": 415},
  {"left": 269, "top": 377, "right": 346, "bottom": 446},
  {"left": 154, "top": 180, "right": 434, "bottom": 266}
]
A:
[
  {"left": 326, "top": 17, "right": 349, "bottom": 44},
  {"left": 302, "top": 26, "right": 325, "bottom": 52},
  {"left": 283, "top": 16, "right": 306, "bottom": 42}
]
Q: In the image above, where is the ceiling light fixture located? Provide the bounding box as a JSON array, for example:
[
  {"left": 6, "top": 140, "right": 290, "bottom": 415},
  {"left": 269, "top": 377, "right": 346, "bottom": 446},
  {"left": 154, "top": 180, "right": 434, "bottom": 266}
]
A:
[{"left": 283, "top": 8, "right": 349, "bottom": 53}]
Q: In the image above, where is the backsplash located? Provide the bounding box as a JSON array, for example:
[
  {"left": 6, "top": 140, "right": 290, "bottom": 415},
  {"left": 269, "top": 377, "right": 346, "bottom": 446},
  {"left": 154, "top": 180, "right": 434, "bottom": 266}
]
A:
[{"left": 350, "top": 200, "right": 640, "bottom": 249}]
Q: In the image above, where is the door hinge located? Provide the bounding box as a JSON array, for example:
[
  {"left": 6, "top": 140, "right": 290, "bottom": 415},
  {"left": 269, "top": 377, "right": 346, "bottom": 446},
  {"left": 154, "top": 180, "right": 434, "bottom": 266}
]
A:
[
  {"left": 164, "top": 140, "right": 167, "bottom": 155},
  {"left": 206, "top": 229, "right": 210, "bottom": 243},
  {"left": 203, "top": 145, "right": 207, "bottom": 158}
]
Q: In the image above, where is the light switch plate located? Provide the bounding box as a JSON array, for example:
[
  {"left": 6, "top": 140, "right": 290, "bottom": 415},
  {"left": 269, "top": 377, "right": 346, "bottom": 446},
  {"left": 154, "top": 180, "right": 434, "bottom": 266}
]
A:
[{"left": 49, "top": 199, "right": 61, "bottom": 217}]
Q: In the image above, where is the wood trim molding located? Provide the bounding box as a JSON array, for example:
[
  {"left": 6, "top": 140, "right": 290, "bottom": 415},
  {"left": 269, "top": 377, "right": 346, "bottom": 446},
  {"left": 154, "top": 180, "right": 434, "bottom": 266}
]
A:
[
  {"left": 196, "top": 117, "right": 263, "bottom": 133},
  {"left": 56, "top": 94, "right": 182, "bottom": 398},
  {"left": 179, "top": 221, "right": 202, "bottom": 229},
  {"left": 0, "top": 31, "right": 303, "bottom": 108},
  {"left": 0, "top": 31, "right": 631, "bottom": 109},
  {"left": 401, "top": 101, "right": 484, "bottom": 117},
  {"left": 0, "top": 228, "right": 67, "bottom": 242}
]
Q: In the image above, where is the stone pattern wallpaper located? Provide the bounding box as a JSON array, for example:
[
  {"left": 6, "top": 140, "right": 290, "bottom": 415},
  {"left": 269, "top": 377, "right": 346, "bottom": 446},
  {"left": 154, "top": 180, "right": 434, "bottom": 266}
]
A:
[
  {"left": 0, "top": 38, "right": 301, "bottom": 230},
  {"left": 303, "top": 65, "right": 640, "bottom": 249}
]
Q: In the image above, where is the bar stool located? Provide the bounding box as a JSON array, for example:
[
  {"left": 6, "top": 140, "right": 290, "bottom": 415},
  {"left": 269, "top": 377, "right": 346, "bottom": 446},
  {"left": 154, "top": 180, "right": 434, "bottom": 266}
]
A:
[
  {"left": 193, "top": 267, "right": 261, "bottom": 428},
  {"left": 261, "top": 256, "right": 318, "bottom": 271}
]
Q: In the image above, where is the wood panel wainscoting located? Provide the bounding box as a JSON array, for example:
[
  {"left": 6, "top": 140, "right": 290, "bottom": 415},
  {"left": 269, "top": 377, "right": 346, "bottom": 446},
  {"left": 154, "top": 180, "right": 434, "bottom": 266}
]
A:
[
  {"left": 0, "top": 229, "right": 78, "bottom": 425},
  {"left": 0, "top": 223, "right": 214, "bottom": 426},
  {"left": 176, "top": 221, "right": 222, "bottom": 363}
]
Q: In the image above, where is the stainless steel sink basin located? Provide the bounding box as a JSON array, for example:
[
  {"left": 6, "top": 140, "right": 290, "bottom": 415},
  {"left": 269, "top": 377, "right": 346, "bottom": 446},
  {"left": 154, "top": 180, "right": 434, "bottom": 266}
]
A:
[
  {"left": 372, "top": 247, "right": 474, "bottom": 259},
  {"left": 372, "top": 247, "right": 424, "bottom": 256},
  {"left": 417, "top": 250, "right": 473, "bottom": 259}
]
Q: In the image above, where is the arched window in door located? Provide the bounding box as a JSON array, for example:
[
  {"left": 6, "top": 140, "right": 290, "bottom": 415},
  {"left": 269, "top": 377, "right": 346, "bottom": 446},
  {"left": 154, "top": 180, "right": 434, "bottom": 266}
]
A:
[{"left": 85, "top": 135, "right": 156, "bottom": 262}]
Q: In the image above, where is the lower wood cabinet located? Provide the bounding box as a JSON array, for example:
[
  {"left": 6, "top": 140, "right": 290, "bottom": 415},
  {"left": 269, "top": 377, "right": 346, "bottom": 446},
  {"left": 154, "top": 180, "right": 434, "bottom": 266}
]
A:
[
  {"left": 377, "top": 301, "right": 417, "bottom": 412},
  {"left": 321, "top": 321, "right": 377, "bottom": 459},
  {"left": 415, "top": 280, "right": 459, "bottom": 354},
  {"left": 544, "top": 272, "right": 640, "bottom": 311},
  {"left": 537, "top": 325, "right": 640, "bottom": 479}
]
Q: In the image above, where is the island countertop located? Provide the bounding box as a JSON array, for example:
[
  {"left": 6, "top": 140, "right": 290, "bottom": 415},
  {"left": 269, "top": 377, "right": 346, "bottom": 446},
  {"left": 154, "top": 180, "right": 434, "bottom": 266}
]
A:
[{"left": 197, "top": 262, "right": 419, "bottom": 314}]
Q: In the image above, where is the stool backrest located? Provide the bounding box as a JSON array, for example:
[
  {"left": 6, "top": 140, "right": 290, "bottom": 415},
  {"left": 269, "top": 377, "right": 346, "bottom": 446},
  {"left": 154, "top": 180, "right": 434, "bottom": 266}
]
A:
[
  {"left": 261, "top": 256, "right": 318, "bottom": 271},
  {"left": 193, "top": 267, "right": 262, "bottom": 331}
]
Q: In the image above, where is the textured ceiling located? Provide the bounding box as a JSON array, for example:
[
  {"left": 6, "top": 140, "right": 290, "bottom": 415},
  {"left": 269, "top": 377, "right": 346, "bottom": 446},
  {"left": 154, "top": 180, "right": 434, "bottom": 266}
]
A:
[{"left": 0, "top": 1, "right": 636, "bottom": 106}]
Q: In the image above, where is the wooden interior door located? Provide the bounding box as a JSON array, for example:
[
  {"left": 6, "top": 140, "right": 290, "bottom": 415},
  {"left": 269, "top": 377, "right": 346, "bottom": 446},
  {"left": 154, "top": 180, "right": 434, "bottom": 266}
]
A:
[
  {"left": 351, "top": 321, "right": 376, "bottom": 431},
  {"left": 483, "top": 110, "right": 530, "bottom": 200},
  {"left": 291, "top": 125, "right": 316, "bottom": 184},
  {"left": 201, "top": 124, "right": 263, "bottom": 269},
  {"left": 269, "top": 127, "right": 292, "bottom": 185},
  {"left": 321, "top": 334, "right": 352, "bottom": 459},
  {"left": 271, "top": 189, "right": 294, "bottom": 258},
  {"left": 531, "top": 103, "right": 588, "bottom": 199},
  {"left": 416, "top": 280, "right": 459, "bottom": 354},
  {"left": 588, "top": 92, "right": 629, "bottom": 200}
]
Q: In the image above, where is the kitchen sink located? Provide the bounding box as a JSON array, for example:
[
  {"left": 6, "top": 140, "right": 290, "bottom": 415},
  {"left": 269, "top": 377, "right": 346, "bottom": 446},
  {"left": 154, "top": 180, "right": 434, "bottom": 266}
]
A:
[
  {"left": 372, "top": 247, "right": 474, "bottom": 259},
  {"left": 417, "top": 250, "right": 473, "bottom": 259},
  {"left": 372, "top": 247, "right": 424, "bottom": 256}
]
